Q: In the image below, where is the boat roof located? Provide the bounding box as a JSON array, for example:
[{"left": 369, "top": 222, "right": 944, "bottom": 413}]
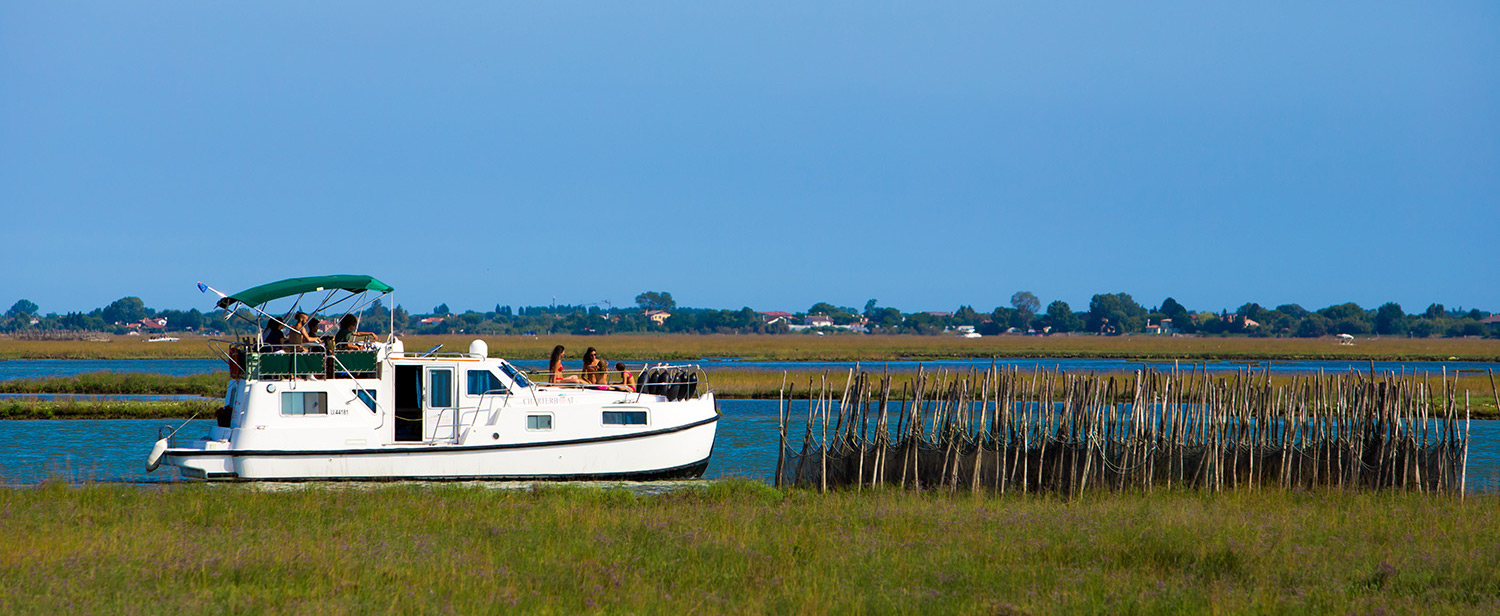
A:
[{"left": 216, "top": 275, "right": 394, "bottom": 309}]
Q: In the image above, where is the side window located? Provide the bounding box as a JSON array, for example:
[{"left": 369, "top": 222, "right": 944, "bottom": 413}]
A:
[
  {"left": 281, "top": 392, "right": 328, "bottom": 416},
  {"left": 602, "top": 410, "right": 648, "bottom": 426},
  {"left": 467, "top": 370, "right": 509, "bottom": 396},
  {"left": 430, "top": 369, "right": 453, "bottom": 408},
  {"left": 526, "top": 414, "right": 553, "bottom": 431}
]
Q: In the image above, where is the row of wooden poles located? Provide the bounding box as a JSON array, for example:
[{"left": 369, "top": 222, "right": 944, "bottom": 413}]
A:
[{"left": 775, "top": 365, "right": 1488, "bottom": 496}]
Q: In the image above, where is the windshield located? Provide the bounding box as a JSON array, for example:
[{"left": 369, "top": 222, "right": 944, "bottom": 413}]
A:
[{"left": 498, "top": 361, "right": 533, "bottom": 388}]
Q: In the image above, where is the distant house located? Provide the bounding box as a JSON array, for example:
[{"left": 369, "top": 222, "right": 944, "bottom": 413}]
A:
[
  {"left": 419, "top": 316, "right": 446, "bottom": 325},
  {"left": 645, "top": 310, "right": 672, "bottom": 325},
  {"left": 805, "top": 315, "right": 834, "bottom": 327},
  {"left": 1159, "top": 318, "right": 1175, "bottom": 335},
  {"left": 127, "top": 317, "right": 168, "bottom": 330},
  {"left": 758, "top": 311, "right": 794, "bottom": 326},
  {"left": 1482, "top": 315, "right": 1500, "bottom": 333}
]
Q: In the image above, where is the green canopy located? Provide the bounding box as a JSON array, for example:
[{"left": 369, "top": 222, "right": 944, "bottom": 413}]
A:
[{"left": 217, "top": 275, "right": 394, "bottom": 309}]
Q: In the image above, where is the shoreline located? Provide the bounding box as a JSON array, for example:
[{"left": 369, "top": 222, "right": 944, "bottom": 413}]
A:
[{"left": 4, "top": 333, "right": 1500, "bottom": 362}]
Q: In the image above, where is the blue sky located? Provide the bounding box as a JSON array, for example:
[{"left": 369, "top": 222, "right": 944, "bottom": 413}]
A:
[{"left": 3, "top": 2, "right": 1496, "bottom": 317}]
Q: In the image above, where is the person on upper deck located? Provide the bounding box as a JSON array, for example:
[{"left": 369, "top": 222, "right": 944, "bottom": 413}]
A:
[
  {"left": 548, "top": 345, "right": 586, "bottom": 384},
  {"left": 261, "top": 319, "right": 285, "bottom": 351},
  {"left": 286, "top": 312, "right": 319, "bottom": 349},
  {"left": 333, "top": 314, "right": 361, "bottom": 350}
]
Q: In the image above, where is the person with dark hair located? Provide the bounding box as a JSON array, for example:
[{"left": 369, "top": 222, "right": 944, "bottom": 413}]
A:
[
  {"left": 581, "top": 347, "right": 607, "bottom": 385},
  {"left": 287, "top": 312, "right": 318, "bottom": 349},
  {"left": 334, "top": 314, "right": 362, "bottom": 350},
  {"left": 548, "top": 345, "right": 585, "bottom": 384},
  {"left": 261, "top": 319, "right": 285, "bottom": 351},
  {"left": 614, "top": 362, "right": 636, "bottom": 392}
]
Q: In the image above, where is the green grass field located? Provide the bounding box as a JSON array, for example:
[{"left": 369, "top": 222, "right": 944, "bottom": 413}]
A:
[
  {"left": 4, "top": 333, "right": 1500, "bottom": 361},
  {"left": 1, "top": 481, "right": 1495, "bottom": 614}
]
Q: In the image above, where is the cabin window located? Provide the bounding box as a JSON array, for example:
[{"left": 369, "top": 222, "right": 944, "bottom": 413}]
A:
[
  {"left": 499, "top": 362, "right": 532, "bottom": 388},
  {"left": 526, "top": 414, "right": 553, "bottom": 430},
  {"left": 467, "top": 370, "right": 509, "bottom": 396},
  {"left": 355, "top": 389, "right": 378, "bottom": 413},
  {"left": 602, "top": 410, "right": 648, "bottom": 426},
  {"left": 430, "top": 369, "right": 453, "bottom": 408},
  {"left": 281, "top": 392, "right": 328, "bottom": 416}
]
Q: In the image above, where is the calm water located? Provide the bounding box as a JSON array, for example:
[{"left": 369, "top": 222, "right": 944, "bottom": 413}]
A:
[
  {"left": 2, "top": 357, "right": 1497, "bottom": 381},
  {"left": 1, "top": 400, "right": 1496, "bottom": 492}
]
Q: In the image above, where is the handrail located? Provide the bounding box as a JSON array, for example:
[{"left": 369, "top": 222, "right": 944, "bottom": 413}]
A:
[
  {"left": 387, "top": 351, "right": 485, "bottom": 360},
  {"left": 255, "top": 343, "right": 329, "bottom": 353}
]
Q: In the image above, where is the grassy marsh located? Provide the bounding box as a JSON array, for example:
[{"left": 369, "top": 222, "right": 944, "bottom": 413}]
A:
[
  {"left": 0, "top": 481, "right": 1496, "bottom": 614},
  {"left": 1, "top": 368, "right": 1496, "bottom": 418},
  {"left": 4, "top": 333, "right": 1500, "bottom": 361}
]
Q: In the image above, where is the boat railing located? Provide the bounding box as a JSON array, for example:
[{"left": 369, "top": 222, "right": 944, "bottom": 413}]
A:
[
  {"left": 532, "top": 363, "right": 708, "bottom": 402},
  {"left": 211, "top": 340, "right": 381, "bottom": 380},
  {"left": 387, "top": 350, "right": 487, "bottom": 361}
]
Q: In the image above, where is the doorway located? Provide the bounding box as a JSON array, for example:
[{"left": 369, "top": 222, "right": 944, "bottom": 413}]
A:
[{"left": 394, "top": 365, "right": 423, "bottom": 442}]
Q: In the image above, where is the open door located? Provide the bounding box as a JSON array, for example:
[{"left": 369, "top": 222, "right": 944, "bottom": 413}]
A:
[{"left": 394, "top": 365, "right": 423, "bottom": 442}]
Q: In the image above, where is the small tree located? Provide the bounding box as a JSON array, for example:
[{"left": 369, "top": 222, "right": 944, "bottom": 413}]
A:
[
  {"left": 6, "top": 299, "right": 38, "bottom": 318},
  {"left": 1010, "top": 291, "right": 1040, "bottom": 330},
  {"left": 1043, "top": 300, "right": 1078, "bottom": 333},
  {"left": 101, "top": 297, "right": 147, "bottom": 324},
  {"left": 1296, "top": 315, "right": 1330, "bottom": 338},
  {"left": 1374, "top": 302, "right": 1408, "bottom": 336},
  {"left": 635, "top": 291, "right": 676, "bottom": 312}
]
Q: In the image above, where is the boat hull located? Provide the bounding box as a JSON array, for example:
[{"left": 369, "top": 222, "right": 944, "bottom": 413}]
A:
[{"left": 163, "top": 415, "right": 718, "bottom": 482}]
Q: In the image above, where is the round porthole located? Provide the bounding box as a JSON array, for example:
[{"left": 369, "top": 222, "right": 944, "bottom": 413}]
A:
[
  {"left": 492, "top": 432, "right": 500, "bottom": 440},
  {"left": 266, "top": 383, "right": 277, "bottom": 393}
]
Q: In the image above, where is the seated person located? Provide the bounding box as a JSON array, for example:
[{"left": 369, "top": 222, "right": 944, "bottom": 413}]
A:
[
  {"left": 333, "top": 314, "right": 367, "bottom": 350},
  {"left": 615, "top": 362, "right": 636, "bottom": 392},
  {"left": 260, "top": 319, "right": 285, "bottom": 351},
  {"left": 306, "top": 317, "right": 327, "bottom": 346},
  {"left": 547, "top": 345, "right": 585, "bottom": 384},
  {"left": 581, "top": 347, "right": 607, "bottom": 385},
  {"left": 286, "top": 312, "right": 320, "bottom": 350}
]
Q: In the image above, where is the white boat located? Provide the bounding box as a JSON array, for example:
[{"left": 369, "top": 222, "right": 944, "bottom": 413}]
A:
[{"left": 148, "top": 275, "right": 718, "bottom": 481}]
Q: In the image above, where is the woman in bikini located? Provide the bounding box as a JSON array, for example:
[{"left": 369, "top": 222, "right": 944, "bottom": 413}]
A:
[
  {"left": 548, "top": 345, "right": 586, "bottom": 384},
  {"left": 581, "top": 347, "right": 607, "bottom": 385}
]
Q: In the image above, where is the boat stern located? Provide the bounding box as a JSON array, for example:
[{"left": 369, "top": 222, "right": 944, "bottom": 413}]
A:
[{"left": 156, "top": 438, "right": 237, "bottom": 480}]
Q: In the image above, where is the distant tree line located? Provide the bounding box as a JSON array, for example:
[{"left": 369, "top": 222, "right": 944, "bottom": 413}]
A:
[{"left": 3, "top": 292, "right": 1495, "bottom": 339}]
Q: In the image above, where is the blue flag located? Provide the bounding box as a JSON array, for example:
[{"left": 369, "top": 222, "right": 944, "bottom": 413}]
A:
[{"left": 197, "top": 282, "right": 208, "bottom": 293}]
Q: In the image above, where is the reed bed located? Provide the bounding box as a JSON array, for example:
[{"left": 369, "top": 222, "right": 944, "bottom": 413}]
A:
[
  {"left": 5, "top": 333, "right": 1500, "bottom": 361},
  {"left": 0, "top": 399, "right": 218, "bottom": 420},
  {"left": 400, "top": 334, "right": 1500, "bottom": 362},
  {"left": 778, "top": 366, "right": 1489, "bottom": 495},
  {"left": 2, "top": 368, "right": 1498, "bottom": 419},
  {"left": 0, "top": 372, "right": 227, "bottom": 397}
]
